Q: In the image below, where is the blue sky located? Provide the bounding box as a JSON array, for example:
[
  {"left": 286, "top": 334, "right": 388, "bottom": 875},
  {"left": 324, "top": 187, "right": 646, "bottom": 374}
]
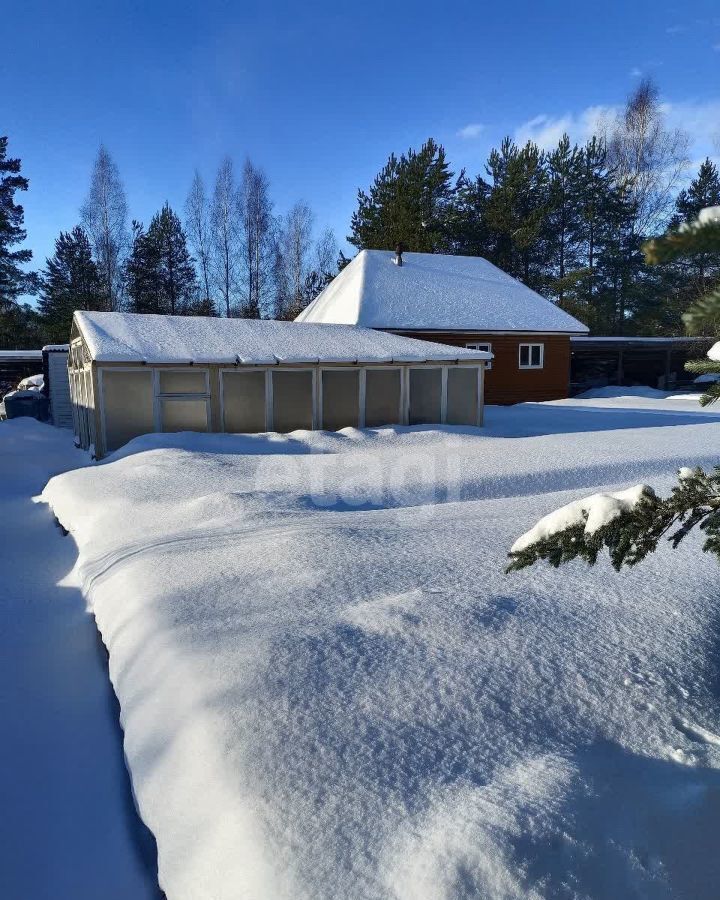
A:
[{"left": 4, "top": 0, "right": 720, "bottom": 278}]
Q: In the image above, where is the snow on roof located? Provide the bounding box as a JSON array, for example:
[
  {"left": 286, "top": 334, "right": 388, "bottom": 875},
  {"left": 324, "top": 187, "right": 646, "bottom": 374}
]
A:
[
  {"left": 73, "top": 311, "right": 492, "bottom": 365},
  {"left": 42, "top": 344, "right": 70, "bottom": 352},
  {"left": 0, "top": 349, "right": 43, "bottom": 359},
  {"left": 296, "top": 250, "right": 589, "bottom": 334}
]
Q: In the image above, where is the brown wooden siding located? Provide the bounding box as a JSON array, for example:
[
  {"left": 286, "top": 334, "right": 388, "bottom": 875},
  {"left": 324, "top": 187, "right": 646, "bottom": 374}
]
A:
[{"left": 388, "top": 331, "right": 572, "bottom": 404}]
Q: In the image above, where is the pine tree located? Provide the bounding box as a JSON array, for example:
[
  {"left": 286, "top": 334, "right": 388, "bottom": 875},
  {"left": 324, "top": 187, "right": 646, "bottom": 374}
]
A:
[
  {"left": 667, "top": 159, "right": 720, "bottom": 302},
  {"left": 550, "top": 136, "right": 624, "bottom": 331},
  {"left": 0, "top": 136, "right": 37, "bottom": 314},
  {"left": 0, "top": 303, "right": 47, "bottom": 351},
  {"left": 349, "top": 139, "right": 454, "bottom": 253},
  {"left": 543, "top": 135, "right": 585, "bottom": 304},
  {"left": 38, "top": 226, "right": 102, "bottom": 341},
  {"left": 445, "top": 171, "right": 492, "bottom": 257},
  {"left": 646, "top": 205, "right": 720, "bottom": 387},
  {"left": 483, "top": 139, "right": 550, "bottom": 290},
  {"left": 126, "top": 204, "right": 198, "bottom": 315},
  {"left": 507, "top": 206, "right": 720, "bottom": 573}
]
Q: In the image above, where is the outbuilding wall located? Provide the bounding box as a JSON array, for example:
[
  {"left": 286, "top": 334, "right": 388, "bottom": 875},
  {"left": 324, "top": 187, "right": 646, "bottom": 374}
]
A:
[
  {"left": 389, "top": 331, "right": 572, "bottom": 404},
  {"left": 43, "top": 348, "right": 73, "bottom": 427},
  {"left": 85, "top": 360, "right": 484, "bottom": 458}
]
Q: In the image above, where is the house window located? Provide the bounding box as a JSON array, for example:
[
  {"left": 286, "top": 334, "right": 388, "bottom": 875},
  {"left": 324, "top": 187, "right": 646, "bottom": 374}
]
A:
[
  {"left": 465, "top": 342, "right": 492, "bottom": 370},
  {"left": 519, "top": 343, "right": 544, "bottom": 369}
]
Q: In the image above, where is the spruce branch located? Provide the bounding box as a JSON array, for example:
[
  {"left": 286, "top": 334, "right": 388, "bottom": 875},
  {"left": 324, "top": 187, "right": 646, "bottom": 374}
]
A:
[
  {"left": 682, "top": 287, "right": 720, "bottom": 335},
  {"left": 507, "top": 468, "right": 720, "bottom": 573},
  {"left": 643, "top": 221, "right": 720, "bottom": 265}
]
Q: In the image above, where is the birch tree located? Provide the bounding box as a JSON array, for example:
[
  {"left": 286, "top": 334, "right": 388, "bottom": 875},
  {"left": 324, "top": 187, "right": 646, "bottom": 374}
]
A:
[
  {"left": 81, "top": 145, "right": 128, "bottom": 309},
  {"left": 210, "top": 157, "right": 240, "bottom": 316},
  {"left": 605, "top": 79, "right": 689, "bottom": 237},
  {"left": 184, "top": 171, "right": 213, "bottom": 309},
  {"left": 273, "top": 201, "right": 314, "bottom": 319},
  {"left": 237, "top": 158, "right": 274, "bottom": 318}
]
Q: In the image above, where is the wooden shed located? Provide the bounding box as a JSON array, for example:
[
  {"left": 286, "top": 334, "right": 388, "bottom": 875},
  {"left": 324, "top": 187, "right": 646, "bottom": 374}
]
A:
[
  {"left": 68, "top": 311, "right": 491, "bottom": 458},
  {"left": 296, "top": 250, "right": 589, "bottom": 404}
]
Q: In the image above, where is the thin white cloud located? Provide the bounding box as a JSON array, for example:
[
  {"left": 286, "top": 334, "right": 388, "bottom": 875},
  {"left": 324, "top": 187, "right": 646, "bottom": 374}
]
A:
[
  {"left": 457, "top": 123, "right": 484, "bottom": 139},
  {"left": 513, "top": 98, "right": 720, "bottom": 165},
  {"left": 513, "top": 107, "right": 614, "bottom": 150},
  {"left": 630, "top": 67, "right": 643, "bottom": 77},
  {"left": 660, "top": 99, "right": 720, "bottom": 159},
  {"left": 666, "top": 24, "right": 687, "bottom": 35},
  {"left": 509, "top": 101, "right": 720, "bottom": 206}
]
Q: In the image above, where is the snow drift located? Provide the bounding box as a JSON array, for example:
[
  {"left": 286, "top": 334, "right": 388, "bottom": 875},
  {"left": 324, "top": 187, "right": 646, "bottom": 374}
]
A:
[{"left": 42, "top": 396, "right": 720, "bottom": 899}]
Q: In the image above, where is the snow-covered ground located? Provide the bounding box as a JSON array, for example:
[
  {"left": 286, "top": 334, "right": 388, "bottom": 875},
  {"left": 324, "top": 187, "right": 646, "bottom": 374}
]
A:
[
  {"left": 0, "top": 419, "right": 162, "bottom": 899},
  {"left": 35, "top": 392, "right": 720, "bottom": 899}
]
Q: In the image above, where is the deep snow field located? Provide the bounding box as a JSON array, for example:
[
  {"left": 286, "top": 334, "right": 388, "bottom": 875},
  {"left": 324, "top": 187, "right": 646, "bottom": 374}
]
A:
[
  {"left": 0, "top": 419, "right": 161, "bottom": 899},
  {"left": 36, "top": 392, "right": 720, "bottom": 900}
]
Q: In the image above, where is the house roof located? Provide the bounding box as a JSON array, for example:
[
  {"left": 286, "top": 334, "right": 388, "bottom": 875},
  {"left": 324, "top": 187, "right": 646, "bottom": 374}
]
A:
[
  {"left": 296, "top": 250, "right": 589, "bottom": 334},
  {"left": 72, "top": 311, "right": 492, "bottom": 366}
]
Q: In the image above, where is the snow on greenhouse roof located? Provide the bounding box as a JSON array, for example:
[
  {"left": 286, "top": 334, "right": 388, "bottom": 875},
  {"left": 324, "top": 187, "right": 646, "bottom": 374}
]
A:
[
  {"left": 296, "top": 250, "right": 589, "bottom": 333},
  {"left": 73, "top": 311, "right": 492, "bottom": 365}
]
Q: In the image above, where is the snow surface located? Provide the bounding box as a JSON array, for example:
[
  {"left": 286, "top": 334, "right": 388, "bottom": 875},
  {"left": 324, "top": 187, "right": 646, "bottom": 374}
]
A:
[
  {"left": 74, "top": 311, "right": 492, "bottom": 365},
  {"left": 42, "top": 393, "right": 720, "bottom": 899},
  {"left": 707, "top": 341, "right": 720, "bottom": 362},
  {"left": 296, "top": 250, "right": 588, "bottom": 333},
  {"left": 17, "top": 373, "right": 44, "bottom": 391},
  {"left": 0, "top": 419, "right": 161, "bottom": 899},
  {"left": 42, "top": 343, "right": 70, "bottom": 352},
  {"left": 3, "top": 387, "right": 44, "bottom": 400}
]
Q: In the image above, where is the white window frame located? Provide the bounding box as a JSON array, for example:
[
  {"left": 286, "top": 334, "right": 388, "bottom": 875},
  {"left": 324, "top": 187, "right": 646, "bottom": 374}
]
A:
[
  {"left": 219, "top": 367, "right": 271, "bottom": 433},
  {"left": 153, "top": 367, "right": 211, "bottom": 432},
  {"left": 158, "top": 396, "right": 212, "bottom": 433},
  {"left": 465, "top": 342, "right": 492, "bottom": 370},
  {"left": 156, "top": 367, "right": 210, "bottom": 397},
  {"left": 518, "top": 343, "right": 544, "bottom": 370}
]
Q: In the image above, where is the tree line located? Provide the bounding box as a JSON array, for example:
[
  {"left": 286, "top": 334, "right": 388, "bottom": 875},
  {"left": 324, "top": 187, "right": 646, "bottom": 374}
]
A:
[
  {"left": 349, "top": 80, "right": 720, "bottom": 336},
  {"left": 0, "top": 142, "right": 339, "bottom": 346},
  {"left": 1, "top": 79, "right": 719, "bottom": 348}
]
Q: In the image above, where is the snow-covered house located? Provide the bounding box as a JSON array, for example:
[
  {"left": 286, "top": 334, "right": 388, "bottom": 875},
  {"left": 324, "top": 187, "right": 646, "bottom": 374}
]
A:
[
  {"left": 68, "top": 311, "right": 491, "bottom": 457},
  {"left": 296, "top": 250, "right": 589, "bottom": 403}
]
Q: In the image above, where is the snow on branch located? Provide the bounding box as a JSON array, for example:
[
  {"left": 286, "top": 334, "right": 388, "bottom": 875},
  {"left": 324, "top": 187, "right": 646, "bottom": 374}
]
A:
[{"left": 507, "top": 467, "right": 720, "bottom": 573}]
